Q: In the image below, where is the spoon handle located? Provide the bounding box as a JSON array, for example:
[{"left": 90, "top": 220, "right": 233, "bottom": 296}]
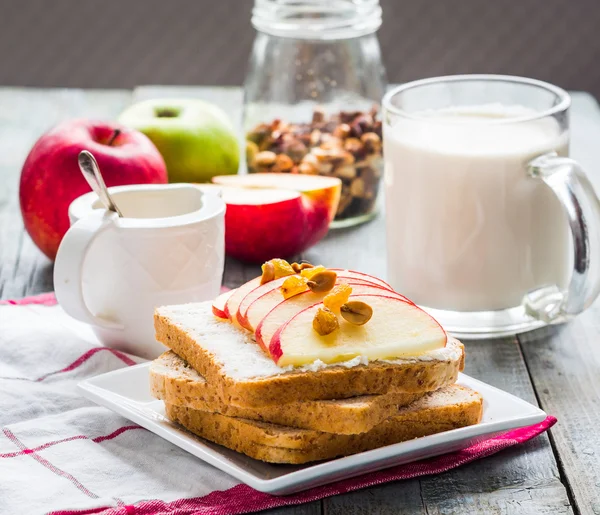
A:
[{"left": 78, "top": 150, "right": 123, "bottom": 217}]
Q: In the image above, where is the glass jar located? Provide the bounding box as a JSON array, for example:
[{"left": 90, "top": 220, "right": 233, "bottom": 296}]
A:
[{"left": 243, "top": 0, "right": 387, "bottom": 227}]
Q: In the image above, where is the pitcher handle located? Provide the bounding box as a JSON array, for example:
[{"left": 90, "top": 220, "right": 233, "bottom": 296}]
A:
[
  {"left": 524, "top": 152, "right": 600, "bottom": 322},
  {"left": 54, "top": 210, "right": 124, "bottom": 330}
]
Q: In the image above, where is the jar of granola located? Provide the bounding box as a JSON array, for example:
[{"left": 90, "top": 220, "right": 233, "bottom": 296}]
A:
[{"left": 243, "top": 0, "right": 387, "bottom": 227}]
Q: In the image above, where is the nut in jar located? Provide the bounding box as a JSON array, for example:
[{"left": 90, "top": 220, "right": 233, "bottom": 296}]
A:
[{"left": 246, "top": 107, "right": 383, "bottom": 221}]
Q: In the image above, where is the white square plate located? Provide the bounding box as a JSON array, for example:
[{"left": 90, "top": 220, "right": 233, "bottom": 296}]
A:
[{"left": 79, "top": 365, "right": 546, "bottom": 495}]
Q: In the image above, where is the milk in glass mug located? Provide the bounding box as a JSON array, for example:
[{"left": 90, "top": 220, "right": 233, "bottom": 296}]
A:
[{"left": 382, "top": 75, "right": 600, "bottom": 338}]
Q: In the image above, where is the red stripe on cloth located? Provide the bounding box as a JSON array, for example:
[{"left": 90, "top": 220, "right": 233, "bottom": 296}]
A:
[
  {"left": 0, "top": 286, "right": 230, "bottom": 307},
  {"left": 92, "top": 425, "right": 142, "bottom": 443},
  {"left": 48, "top": 416, "right": 557, "bottom": 515},
  {"left": 48, "top": 507, "right": 114, "bottom": 515},
  {"left": 37, "top": 348, "right": 137, "bottom": 382},
  {"left": 0, "top": 426, "right": 143, "bottom": 459},
  {"left": 2, "top": 428, "right": 99, "bottom": 499},
  {"left": 0, "top": 348, "right": 136, "bottom": 383},
  {"left": 0, "top": 435, "right": 86, "bottom": 458},
  {"left": 0, "top": 292, "right": 58, "bottom": 306}
]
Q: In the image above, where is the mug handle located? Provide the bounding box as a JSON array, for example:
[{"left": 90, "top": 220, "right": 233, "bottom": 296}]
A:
[
  {"left": 54, "top": 210, "right": 124, "bottom": 330},
  {"left": 524, "top": 152, "right": 600, "bottom": 322}
]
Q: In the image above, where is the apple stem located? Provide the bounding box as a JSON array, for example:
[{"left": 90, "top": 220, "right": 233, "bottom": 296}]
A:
[{"left": 107, "top": 129, "right": 121, "bottom": 146}]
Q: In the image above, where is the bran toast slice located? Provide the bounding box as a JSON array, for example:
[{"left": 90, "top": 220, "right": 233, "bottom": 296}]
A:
[
  {"left": 165, "top": 385, "right": 483, "bottom": 464},
  {"left": 151, "top": 351, "right": 426, "bottom": 434},
  {"left": 154, "top": 302, "right": 465, "bottom": 408}
]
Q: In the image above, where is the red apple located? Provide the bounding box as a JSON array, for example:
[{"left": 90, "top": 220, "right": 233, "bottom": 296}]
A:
[
  {"left": 211, "top": 174, "right": 341, "bottom": 262},
  {"left": 270, "top": 294, "right": 447, "bottom": 367},
  {"left": 19, "top": 119, "right": 168, "bottom": 260}
]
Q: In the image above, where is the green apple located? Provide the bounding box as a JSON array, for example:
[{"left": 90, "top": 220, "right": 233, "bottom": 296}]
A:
[{"left": 118, "top": 98, "right": 239, "bottom": 183}]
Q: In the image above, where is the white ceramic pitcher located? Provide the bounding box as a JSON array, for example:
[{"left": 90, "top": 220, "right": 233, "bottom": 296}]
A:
[{"left": 54, "top": 183, "right": 225, "bottom": 358}]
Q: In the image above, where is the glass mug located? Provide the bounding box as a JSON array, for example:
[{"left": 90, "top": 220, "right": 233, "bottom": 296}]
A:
[{"left": 382, "top": 75, "right": 600, "bottom": 338}]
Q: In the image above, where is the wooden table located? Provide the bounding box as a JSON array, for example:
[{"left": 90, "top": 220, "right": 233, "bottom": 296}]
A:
[{"left": 1, "top": 86, "right": 599, "bottom": 515}]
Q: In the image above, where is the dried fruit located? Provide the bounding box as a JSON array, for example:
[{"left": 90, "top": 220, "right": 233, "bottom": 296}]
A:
[
  {"left": 301, "top": 153, "right": 319, "bottom": 166},
  {"left": 320, "top": 139, "right": 342, "bottom": 151},
  {"left": 298, "top": 162, "right": 318, "bottom": 175},
  {"left": 270, "top": 258, "right": 296, "bottom": 279},
  {"left": 272, "top": 153, "right": 294, "bottom": 172},
  {"left": 319, "top": 163, "right": 333, "bottom": 175},
  {"left": 344, "top": 137, "right": 362, "bottom": 154},
  {"left": 312, "top": 108, "right": 325, "bottom": 123},
  {"left": 350, "top": 177, "right": 366, "bottom": 197},
  {"left": 261, "top": 258, "right": 295, "bottom": 284},
  {"left": 341, "top": 151, "right": 355, "bottom": 165},
  {"left": 280, "top": 275, "right": 308, "bottom": 299},
  {"left": 317, "top": 161, "right": 333, "bottom": 175},
  {"left": 284, "top": 140, "right": 307, "bottom": 162},
  {"left": 311, "top": 147, "right": 330, "bottom": 162},
  {"left": 361, "top": 132, "right": 381, "bottom": 153},
  {"left": 255, "top": 151, "right": 277, "bottom": 167},
  {"left": 333, "top": 123, "right": 351, "bottom": 139},
  {"left": 320, "top": 133, "right": 343, "bottom": 148},
  {"left": 245, "top": 108, "right": 383, "bottom": 221},
  {"left": 340, "top": 301, "right": 373, "bottom": 325},
  {"left": 301, "top": 265, "right": 326, "bottom": 279},
  {"left": 323, "top": 284, "right": 353, "bottom": 311},
  {"left": 260, "top": 261, "right": 275, "bottom": 284},
  {"left": 312, "top": 307, "right": 339, "bottom": 336},
  {"left": 246, "top": 141, "right": 259, "bottom": 166},
  {"left": 335, "top": 164, "right": 357, "bottom": 180},
  {"left": 291, "top": 262, "right": 314, "bottom": 273},
  {"left": 310, "top": 129, "right": 321, "bottom": 146},
  {"left": 306, "top": 270, "right": 337, "bottom": 293},
  {"left": 246, "top": 124, "right": 270, "bottom": 145}
]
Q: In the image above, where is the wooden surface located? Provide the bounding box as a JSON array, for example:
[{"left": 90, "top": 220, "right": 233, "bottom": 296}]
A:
[{"left": 1, "top": 86, "right": 599, "bottom": 514}]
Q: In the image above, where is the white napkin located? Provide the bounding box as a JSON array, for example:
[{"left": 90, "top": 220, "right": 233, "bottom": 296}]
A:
[{"left": 0, "top": 299, "right": 240, "bottom": 514}]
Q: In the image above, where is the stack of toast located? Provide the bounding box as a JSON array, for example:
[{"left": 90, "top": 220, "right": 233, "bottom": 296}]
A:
[{"left": 151, "top": 262, "right": 483, "bottom": 464}]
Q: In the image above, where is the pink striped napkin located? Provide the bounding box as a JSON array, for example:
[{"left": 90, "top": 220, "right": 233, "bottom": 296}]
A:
[{"left": 0, "top": 293, "right": 556, "bottom": 515}]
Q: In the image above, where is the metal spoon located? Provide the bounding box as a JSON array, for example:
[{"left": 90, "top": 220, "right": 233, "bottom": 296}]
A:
[{"left": 78, "top": 150, "right": 123, "bottom": 217}]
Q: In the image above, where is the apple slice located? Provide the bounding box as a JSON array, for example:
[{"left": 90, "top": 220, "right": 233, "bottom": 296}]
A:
[
  {"left": 255, "top": 284, "right": 409, "bottom": 353},
  {"left": 212, "top": 289, "right": 234, "bottom": 320},
  {"left": 244, "top": 274, "right": 400, "bottom": 334},
  {"left": 330, "top": 269, "right": 394, "bottom": 292},
  {"left": 224, "top": 277, "right": 262, "bottom": 325},
  {"left": 213, "top": 173, "right": 342, "bottom": 258},
  {"left": 236, "top": 276, "right": 290, "bottom": 330},
  {"left": 270, "top": 294, "right": 447, "bottom": 367}
]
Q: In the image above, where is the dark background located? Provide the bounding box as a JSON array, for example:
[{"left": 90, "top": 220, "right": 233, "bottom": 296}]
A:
[{"left": 1, "top": 0, "right": 599, "bottom": 96}]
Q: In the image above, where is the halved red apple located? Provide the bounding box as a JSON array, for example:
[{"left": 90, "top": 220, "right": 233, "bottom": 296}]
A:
[
  {"left": 211, "top": 174, "right": 341, "bottom": 262},
  {"left": 270, "top": 294, "right": 447, "bottom": 367},
  {"left": 212, "top": 289, "right": 234, "bottom": 320},
  {"left": 255, "top": 284, "right": 409, "bottom": 353}
]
